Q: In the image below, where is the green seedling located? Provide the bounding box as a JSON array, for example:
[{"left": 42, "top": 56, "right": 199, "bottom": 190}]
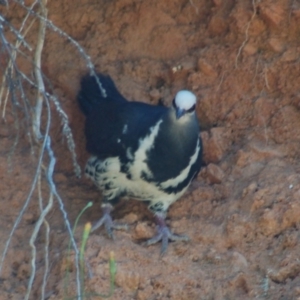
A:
[{"left": 64, "top": 202, "right": 117, "bottom": 299}]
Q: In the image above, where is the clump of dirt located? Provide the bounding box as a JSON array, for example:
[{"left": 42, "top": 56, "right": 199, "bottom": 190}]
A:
[{"left": 1, "top": 0, "right": 300, "bottom": 299}]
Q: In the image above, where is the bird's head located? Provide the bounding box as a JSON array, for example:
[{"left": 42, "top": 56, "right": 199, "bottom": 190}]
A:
[{"left": 172, "top": 90, "right": 197, "bottom": 120}]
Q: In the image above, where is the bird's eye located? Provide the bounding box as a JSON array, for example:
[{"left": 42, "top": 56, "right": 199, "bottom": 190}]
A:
[
  {"left": 186, "top": 104, "right": 196, "bottom": 113},
  {"left": 172, "top": 99, "right": 176, "bottom": 108}
]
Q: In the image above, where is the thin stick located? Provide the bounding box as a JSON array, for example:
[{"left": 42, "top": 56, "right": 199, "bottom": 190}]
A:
[
  {"left": 17, "top": 1, "right": 107, "bottom": 98},
  {"left": 37, "top": 169, "right": 51, "bottom": 300},
  {"left": 25, "top": 186, "right": 53, "bottom": 300},
  {"left": 32, "top": 0, "right": 47, "bottom": 140},
  {"left": 45, "top": 135, "right": 82, "bottom": 300},
  {"left": 235, "top": 0, "right": 257, "bottom": 68},
  {"left": 0, "top": 0, "right": 38, "bottom": 113},
  {"left": 0, "top": 128, "right": 46, "bottom": 276}
]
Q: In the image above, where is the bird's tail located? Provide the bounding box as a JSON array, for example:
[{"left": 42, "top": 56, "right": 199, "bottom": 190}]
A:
[{"left": 77, "top": 73, "right": 127, "bottom": 116}]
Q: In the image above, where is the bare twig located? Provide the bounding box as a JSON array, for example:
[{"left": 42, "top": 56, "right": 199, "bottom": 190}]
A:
[
  {"left": 0, "top": 18, "right": 34, "bottom": 125},
  {"left": 44, "top": 135, "right": 82, "bottom": 300},
  {"left": 0, "top": 118, "right": 47, "bottom": 277},
  {"left": 0, "top": 0, "right": 38, "bottom": 112},
  {"left": 17, "top": 1, "right": 107, "bottom": 98},
  {"left": 32, "top": 0, "right": 48, "bottom": 140},
  {"left": 216, "top": 70, "right": 228, "bottom": 91},
  {"left": 235, "top": 0, "right": 257, "bottom": 68},
  {"left": 189, "top": 0, "right": 199, "bottom": 15},
  {"left": 0, "top": 2, "right": 104, "bottom": 298},
  {"left": 263, "top": 65, "right": 271, "bottom": 91},
  {"left": 0, "top": 32, "right": 81, "bottom": 176},
  {"left": 37, "top": 170, "right": 51, "bottom": 300},
  {"left": 0, "top": 14, "right": 32, "bottom": 51},
  {"left": 50, "top": 95, "right": 81, "bottom": 177},
  {"left": 41, "top": 203, "right": 51, "bottom": 300},
  {"left": 26, "top": 180, "right": 53, "bottom": 300}
]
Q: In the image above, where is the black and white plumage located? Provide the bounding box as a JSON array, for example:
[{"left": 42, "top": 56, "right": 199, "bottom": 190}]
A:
[{"left": 77, "top": 73, "right": 202, "bottom": 253}]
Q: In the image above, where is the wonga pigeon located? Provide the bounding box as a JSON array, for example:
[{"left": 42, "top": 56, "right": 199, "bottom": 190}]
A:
[{"left": 77, "top": 73, "right": 202, "bottom": 253}]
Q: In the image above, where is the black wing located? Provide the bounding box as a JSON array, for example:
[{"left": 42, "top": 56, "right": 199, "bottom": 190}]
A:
[
  {"left": 77, "top": 73, "right": 127, "bottom": 116},
  {"left": 81, "top": 88, "right": 167, "bottom": 159}
]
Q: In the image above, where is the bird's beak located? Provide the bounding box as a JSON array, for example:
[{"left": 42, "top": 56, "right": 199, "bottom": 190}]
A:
[{"left": 175, "top": 107, "right": 185, "bottom": 119}]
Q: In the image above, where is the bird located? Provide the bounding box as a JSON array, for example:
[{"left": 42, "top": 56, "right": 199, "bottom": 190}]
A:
[{"left": 77, "top": 73, "right": 202, "bottom": 254}]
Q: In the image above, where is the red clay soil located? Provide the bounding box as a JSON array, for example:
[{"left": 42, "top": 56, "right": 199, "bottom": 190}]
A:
[{"left": 1, "top": 0, "right": 300, "bottom": 299}]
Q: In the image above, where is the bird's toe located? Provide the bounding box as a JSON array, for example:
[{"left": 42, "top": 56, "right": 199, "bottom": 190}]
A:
[
  {"left": 144, "top": 225, "right": 189, "bottom": 255},
  {"left": 92, "top": 210, "right": 127, "bottom": 239}
]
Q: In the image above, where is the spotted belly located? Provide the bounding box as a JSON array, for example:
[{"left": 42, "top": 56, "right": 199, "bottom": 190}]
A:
[{"left": 85, "top": 156, "right": 187, "bottom": 213}]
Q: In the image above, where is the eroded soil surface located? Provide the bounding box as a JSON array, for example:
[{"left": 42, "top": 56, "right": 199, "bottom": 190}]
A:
[{"left": 1, "top": 0, "right": 300, "bottom": 299}]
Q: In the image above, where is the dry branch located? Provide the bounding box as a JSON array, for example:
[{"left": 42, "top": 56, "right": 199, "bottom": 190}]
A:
[{"left": 32, "top": 0, "right": 48, "bottom": 140}]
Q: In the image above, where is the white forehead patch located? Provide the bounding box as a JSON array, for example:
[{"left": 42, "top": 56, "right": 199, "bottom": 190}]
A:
[{"left": 175, "top": 90, "right": 196, "bottom": 110}]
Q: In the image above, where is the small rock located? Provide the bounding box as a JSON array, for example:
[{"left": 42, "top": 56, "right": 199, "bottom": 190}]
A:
[
  {"left": 243, "top": 43, "right": 257, "bottom": 56},
  {"left": 123, "top": 212, "right": 139, "bottom": 224},
  {"left": 170, "top": 57, "right": 196, "bottom": 83},
  {"left": 259, "top": 208, "right": 280, "bottom": 236},
  {"left": 206, "top": 163, "right": 224, "bottom": 184},
  {"left": 236, "top": 149, "right": 251, "bottom": 167},
  {"left": 282, "top": 48, "right": 299, "bottom": 62},
  {"left": 282, "top": 202, "right": 300, "bottom": 230},
  {"left": 268, "top": 38, "right": 285, "bottom": 53},
  {"left": 259, "top": 3, "right": 286, "bottom": 27},
  {"left": 268, "top": 261, "right": 300, "bottom": 283},
  {"left": 134, "top": 222, "right": 154, "bottom": 239},
  {"left": 250, "top": 188, "right": 269, "bottom": 211},
  {"left": 248, "top": 141, "right": 284, "bottom": 160},
  {"left": 208, "top": 14, "right": 228, "bottom": 36},
  {"left": 249, "top": 18, "right": 266, "bottom": 36},
  {"left": 242, "top": 182, "right": 258, "bottom": 197}
]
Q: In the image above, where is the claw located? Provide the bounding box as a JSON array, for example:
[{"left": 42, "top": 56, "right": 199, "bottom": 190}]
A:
[
  {"left": 91, "top": 203, "right": 128, "bottom": 239},
  {"left": 144, "top": 212, "right": 189, "bottom": 255}
]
